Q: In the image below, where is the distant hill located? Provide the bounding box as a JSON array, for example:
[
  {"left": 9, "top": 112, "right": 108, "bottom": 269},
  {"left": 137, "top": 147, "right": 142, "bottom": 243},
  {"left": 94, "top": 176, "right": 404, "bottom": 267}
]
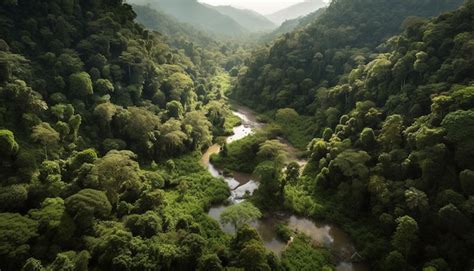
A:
[
  {"left": 266, "top": 0, "right": 327, "bottom": 25},
  {"left": 209, "top": 5, "right": 276, "bottom": 32},
  {"left": 262, "top": 7, "right": 326, "bottom": 42},
  {"left": 131, "top": 4, "right": 217, "bottom": 47},
  {"left": 127, "top": 0, "right": 247, "bottom": 37}
]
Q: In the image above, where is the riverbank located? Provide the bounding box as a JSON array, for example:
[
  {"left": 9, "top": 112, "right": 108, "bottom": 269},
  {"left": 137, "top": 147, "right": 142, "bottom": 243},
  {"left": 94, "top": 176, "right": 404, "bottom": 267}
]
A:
[{"left": 202, "top": 104, "right": 369, "bottom": 271}]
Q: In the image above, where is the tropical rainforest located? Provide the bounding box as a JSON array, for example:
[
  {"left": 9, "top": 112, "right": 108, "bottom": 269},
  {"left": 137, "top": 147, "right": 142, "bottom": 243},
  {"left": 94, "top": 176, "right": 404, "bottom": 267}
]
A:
[{"left": 0, "top": 0, "right": 473, "bottom": 270}]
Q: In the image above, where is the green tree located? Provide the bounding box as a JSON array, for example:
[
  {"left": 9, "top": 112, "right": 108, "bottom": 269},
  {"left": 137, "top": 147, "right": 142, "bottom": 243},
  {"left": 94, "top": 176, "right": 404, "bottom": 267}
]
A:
[
  {"left": 441, "top": 110, "right": 474, "bottom": 142},
  {"left": 94, "top": 102, "right": 117, "bottom": 128},
  {"left": 232, "top": 224, "right": 262, "bottom": 250},
  {"left": 257, "top": 139, "right": 288, "bottom": 165},
  {"left": 28, "top": 198, "right": 67, "bottom": 234},
  {"left": 123, "top": 211, "right": 162, "bottom": 238},
  {"left": 0, "top": 213, "right": 38, "bottom": 262},
  {"left": 238, "top": 240, "right": 271, "bottom": 271},
  {"left": 0, "top": 184, "right": 28, "bottom": 212},
  {"left": 183, "top": 111, "right": 212, "bottom": 149},
  {"left": 384, "top": 250, "right": 406, "bottom": 271},
  {"left": 0, "top": 129, "right": 19, "bottom": 160},
  {"left": 405, "top": 187, "right": 429, "bottom": 213},
  {"left": 441, "top": 110, "right": 474, "bottom": 167},
  {"left": 166, "top": 100, "right": 184, "bottom": 119},
  {"left": 392, "top": 215, "right": 418, "bottom": 258},
  {"left": 285, "top": 162, "right": 301, "bottom": 184},
  {"left": 69, "top": 72, "right": 93, "bottom": 97},
  {"left": 254, "top": 161, "right": 282, "bottom": 199},
  {"left": 64, "top": 189, "right": 112, "bottom": 230},
  {"left": 31, "top": 122, "right": 60, "bottom": 159},
  {"left": 360, "top": 127, "right": 376, "bottom": 149},
  {"left": 322, "top": 128, "right": 333, "bottom": 141},
  {"left": 378, "top": 115, "right": 404, "bottom": 151},
  {"left": 95, "top": 79, "right": 114, "bottom": 93},
  {"left": 122, "top": 107, "right": 161, "bottom": 153},
  {"left": 85, "top": 223, "right": 136, "bottom": 270},
  {"left": 308, "top": 139, "right": 328, "bottom": 161},
  {"left": 198, "top": 254, "right": 223, "bottom": 271},
  {"left": 158, "top": 119, "right": 188, "bottom": 156},
  {"left": 275, "top": 108, "right": 299, "bottom": 123},
  {"left": 68, "top": 148, "right": 98, "bottom": 171},
  {"left": 220, "top": 202, "right": 262, "bottom": 229},
  {"left": 87, "top": 150, "right": 143, "bottom": 204},
  {"left": 331, "top": 150, "right": 370, "bottom": 179},
  {"left": 438, "top": 203, "right": 470, "bottom": 234},
  {"left": 460, "top": 170, "right": 474, "bottom": 195},
  {"left": 69, "top": 114, "right": 82, "bottom": 141}
]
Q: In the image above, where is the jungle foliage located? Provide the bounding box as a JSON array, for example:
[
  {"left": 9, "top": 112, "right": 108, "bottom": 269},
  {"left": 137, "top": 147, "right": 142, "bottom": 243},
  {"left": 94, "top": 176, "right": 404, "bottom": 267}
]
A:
[{"left": 233, "top": 0, "right": 474, "bottom": 269}]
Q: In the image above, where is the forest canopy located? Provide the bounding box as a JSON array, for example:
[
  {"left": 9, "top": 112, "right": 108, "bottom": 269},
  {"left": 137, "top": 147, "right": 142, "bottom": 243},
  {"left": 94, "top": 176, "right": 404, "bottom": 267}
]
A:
[{"left": 0, "top": 0, "right": 473, "bottom": 270}]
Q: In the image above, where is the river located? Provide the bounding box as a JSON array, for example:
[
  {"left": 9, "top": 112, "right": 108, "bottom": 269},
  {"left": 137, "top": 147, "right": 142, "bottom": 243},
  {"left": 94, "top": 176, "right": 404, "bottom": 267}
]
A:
[{"left": 201, "top": 105, "right": 369, "bottom": 271}]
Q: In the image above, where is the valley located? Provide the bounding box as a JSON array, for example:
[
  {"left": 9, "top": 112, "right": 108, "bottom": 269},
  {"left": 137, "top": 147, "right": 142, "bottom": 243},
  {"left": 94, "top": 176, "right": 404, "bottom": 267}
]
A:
[
  {"left": 0, "top": 0, "right": 473, "bottom": 270},
  {"left": 202, "top": 105, "right": 368, "bottom": 271}
]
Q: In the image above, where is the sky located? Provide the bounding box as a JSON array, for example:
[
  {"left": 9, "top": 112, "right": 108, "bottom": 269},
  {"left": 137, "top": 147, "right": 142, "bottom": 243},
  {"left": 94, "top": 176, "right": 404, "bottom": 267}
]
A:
[{"left": 198, "top": 0, "right": 308, "bottom": 15}]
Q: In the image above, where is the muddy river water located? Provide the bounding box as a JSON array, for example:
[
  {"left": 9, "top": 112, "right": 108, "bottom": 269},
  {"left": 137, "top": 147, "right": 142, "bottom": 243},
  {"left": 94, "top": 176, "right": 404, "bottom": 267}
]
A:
[{"left": 201, "top": 105, "right": 369, "bottom": 271}]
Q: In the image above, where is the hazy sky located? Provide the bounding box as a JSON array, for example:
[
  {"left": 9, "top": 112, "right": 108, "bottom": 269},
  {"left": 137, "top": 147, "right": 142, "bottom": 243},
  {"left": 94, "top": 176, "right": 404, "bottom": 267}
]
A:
[{"left": 198, "top": 0, "right": 309, "bottom": 15}]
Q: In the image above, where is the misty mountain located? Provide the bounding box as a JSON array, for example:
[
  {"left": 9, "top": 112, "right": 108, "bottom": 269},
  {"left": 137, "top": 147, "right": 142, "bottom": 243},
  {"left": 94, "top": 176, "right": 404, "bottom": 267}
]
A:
[
  {"left": 127, "top": 0, "right": 247, "bottom": 37},
  {"left": 263, "top": 7, "right": 326, "bottom": 42},
  {"left": 131, "top": 4, "right": 218, "bottom": 47},
  {"left": 266, "top": 0, "right": 327, "bottom": 25},
  {"left": 208, "top": 5, "right": 276, "bottom": 32}
]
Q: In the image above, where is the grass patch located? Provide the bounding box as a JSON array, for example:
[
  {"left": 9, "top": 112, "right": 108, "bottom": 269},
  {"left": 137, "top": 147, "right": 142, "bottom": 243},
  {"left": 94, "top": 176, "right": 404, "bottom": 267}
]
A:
[
  {"left": 223, "top": 113, "right": 242, "bottom": 134},
  {"left": 210, "top": 132, "right": 268, "bottom": 173},
  {"left": 210, "top": 72, "right": 232, "bottom": 95},
  {"left": 281, "top": 235, "right": 334, "bottom": 271},
  {"left": 273, "top": 110, "right": 316, "bottom": 150},
  {"left": 278, "top": 115, "right": 315, "bottom": 149},
  {"left": 244, "top": 107, "right": 316, "bottom": 150}
]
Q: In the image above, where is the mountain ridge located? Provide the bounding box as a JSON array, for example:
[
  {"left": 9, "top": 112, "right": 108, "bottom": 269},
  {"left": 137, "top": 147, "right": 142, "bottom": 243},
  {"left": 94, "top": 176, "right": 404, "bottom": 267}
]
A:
[
  {"left": 208, "top": 4, "right": 276, "bottom": 32},
  {"left": 266, "top": 0, "right": 327, "bottom": 25},
  {"left": 127, "top": 0, "right": 248, "bottom": 37}
]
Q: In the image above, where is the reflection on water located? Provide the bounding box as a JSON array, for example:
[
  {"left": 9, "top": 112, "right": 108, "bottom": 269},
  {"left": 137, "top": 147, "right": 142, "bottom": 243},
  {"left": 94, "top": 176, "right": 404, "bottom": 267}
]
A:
[
  {"left": 227, "top": 125, "right": 253, "bottom": 143},
  {"left": 232, "top": 180, "right": 259, "bottom": 203},
  {"left": 200, "top": 142, "right": 259, "bottom": 201},
  {"left": 208, "top": 209, "right": 369, "bottom": 271},
  {"left": 227, "top": 108, "right": 262, "bottom": 144},
  {"left": 203, "top": 105, "right": 369, "bottom": 271},
  {"left": 208, "top": 206, "right": 236, "bottom": 233},
  {"left": 252, "top": 216, "right": 287, "bottom": 255}
]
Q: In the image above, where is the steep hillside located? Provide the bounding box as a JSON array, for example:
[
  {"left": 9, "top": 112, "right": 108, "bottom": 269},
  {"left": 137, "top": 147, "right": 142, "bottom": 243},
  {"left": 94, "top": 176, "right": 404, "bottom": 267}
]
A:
[
  {"left": 1, "top": 0, "right": 473, "bottom": 270},
  {"left": 209, "top": 5, "right": 276, "bottom": 32},
  {"left": 231, "top": 0, "right": 474, "bottom": 269},
  {"left": 131, "top": 4, "right": 216, "bottom": 46},
  {"left": 131, "top": 4, "right": 250, "bottom": 75},
  {"left": 128, "top": 0, "right": 247, "bottom": 37},
  {"left": 262, "top": 8, "right": 326, "bottom": 43},
  {"left": 0, "top": 0, "right": 274, "bottom": 270},
  {"left": 266, "top": 0, "right": 327, "bottom": 25},
  {"left": 234, "top": 0, "right": 465, "bottom": 112}
]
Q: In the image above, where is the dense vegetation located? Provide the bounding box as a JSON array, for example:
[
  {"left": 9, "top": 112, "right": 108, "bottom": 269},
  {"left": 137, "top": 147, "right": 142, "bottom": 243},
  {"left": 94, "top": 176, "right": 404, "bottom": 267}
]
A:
[
  {"left": 232, "top": 0, "right": 474, "bottom": 269},
  {"left": 1, "top": 0, "right": 473, "bottom": 270},
  {"left": 234, "top": 0, "right": 464, "bottom": 115},
  {"left": 131, "top": 4, "right": 251, "bottom": 75},
  {"left": 0, "top": 0, "right": 278, "bottom": 270}
]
